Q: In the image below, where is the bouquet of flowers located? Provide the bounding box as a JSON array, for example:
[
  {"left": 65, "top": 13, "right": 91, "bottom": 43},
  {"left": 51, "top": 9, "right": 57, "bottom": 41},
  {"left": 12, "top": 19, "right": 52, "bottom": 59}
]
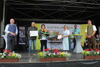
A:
[
  {"left": 38, "top": 48, "right": 71, "bottom": 59},
  {"left": 41, "top": 29, "right": 50, "bottom": 35},
  {"left": 82, "top": 49, "right": 100, "bottom": 56}
]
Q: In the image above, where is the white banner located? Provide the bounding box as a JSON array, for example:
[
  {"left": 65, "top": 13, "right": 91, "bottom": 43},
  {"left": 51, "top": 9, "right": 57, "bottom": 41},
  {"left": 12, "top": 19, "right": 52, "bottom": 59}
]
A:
[{"left": 45, "top": 24, "right": 80, "bottom": 35}]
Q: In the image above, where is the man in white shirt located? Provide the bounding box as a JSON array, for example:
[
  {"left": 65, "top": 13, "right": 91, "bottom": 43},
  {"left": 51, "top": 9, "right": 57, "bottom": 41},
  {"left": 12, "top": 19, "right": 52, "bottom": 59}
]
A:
[
  {"left": 2, "top": 19, "right": 18, "bottom": 58},
  {"left": 85, "top": 20, "right": 97, "bottom": 49}
]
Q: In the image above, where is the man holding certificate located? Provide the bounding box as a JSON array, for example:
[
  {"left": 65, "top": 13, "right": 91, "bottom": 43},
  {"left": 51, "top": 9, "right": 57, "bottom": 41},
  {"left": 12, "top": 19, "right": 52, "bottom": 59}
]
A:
[{"left": 27, "top": 22, "right": 38, "bottom": 54}]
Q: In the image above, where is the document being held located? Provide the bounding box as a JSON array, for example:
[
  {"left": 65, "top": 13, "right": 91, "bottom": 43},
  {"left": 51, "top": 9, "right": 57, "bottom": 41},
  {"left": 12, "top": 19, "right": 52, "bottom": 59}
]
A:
[
  {"left": 57, "top": 35, "right": 62, "bottom": 39},
  {"left": 30, "top": 31, "right": 38, "bottom": 36}
]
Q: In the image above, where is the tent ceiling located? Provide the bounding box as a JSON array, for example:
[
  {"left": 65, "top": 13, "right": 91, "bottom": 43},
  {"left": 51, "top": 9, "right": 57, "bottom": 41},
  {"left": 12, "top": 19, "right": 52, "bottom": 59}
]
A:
[{"left": 1, "top": 0, "right": 100, "bottom": 24}]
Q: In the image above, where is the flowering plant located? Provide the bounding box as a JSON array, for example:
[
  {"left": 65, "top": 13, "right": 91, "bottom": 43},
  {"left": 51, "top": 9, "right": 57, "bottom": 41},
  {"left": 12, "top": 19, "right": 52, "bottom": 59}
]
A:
[
  {"left": 82, "top": 49, "right": 100, "bottom": 56},
  {"left": 49, "top": 31, "right": 60, "bottom": 37},
  {"left": 0, "top": 52, "right": 21, "bottom": 59},
  {"left": 41, "top": 29, "right": 50, "bottom": 34},
  {"left": 38, "top": 48, "right": 71, "bottom": 59}
]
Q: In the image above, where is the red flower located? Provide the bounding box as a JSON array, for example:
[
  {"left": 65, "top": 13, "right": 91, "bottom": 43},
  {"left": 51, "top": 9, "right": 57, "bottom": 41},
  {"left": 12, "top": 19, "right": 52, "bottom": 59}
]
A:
[
  {"left": 89, "top": 49, "right": 93, "bottom": 51},
  {"left": 94, "top": 49, "right": 99, "bottom": 51},
  {"left": 53, "top": 49, "right": 57, "bottom": 51},
  {"left": 46, "top": 48, "right": 50, "bottom": 51},
  {"left": 3, "top": 49, "right": 10, "bottom": 53},
  {"left": 49, "top": 30, "right": 53, "bottom": 34},
  {"left": 85, "top": 49, "right": 89, "bottom": 51},
  {"left": 53, "top": 49, "right": 59, "bottom": 53},
  {"left": 44, "top": 48, "right": 50, "bottom": 51},
  {"left": 54, "top": 50, "right": 59, "bottom": 53}
]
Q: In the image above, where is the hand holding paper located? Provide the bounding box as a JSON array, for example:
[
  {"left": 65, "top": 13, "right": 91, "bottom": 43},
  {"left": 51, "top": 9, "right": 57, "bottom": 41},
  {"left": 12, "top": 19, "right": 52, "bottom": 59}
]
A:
[{"left": 57, "top": 35, "right": 62, "bottom": 39}]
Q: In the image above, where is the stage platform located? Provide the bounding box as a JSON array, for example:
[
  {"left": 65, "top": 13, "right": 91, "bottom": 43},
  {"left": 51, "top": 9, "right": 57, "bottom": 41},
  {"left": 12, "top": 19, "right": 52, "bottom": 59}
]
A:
[{"left": 0, "top": 51, "right": 100, "bottom": 67}]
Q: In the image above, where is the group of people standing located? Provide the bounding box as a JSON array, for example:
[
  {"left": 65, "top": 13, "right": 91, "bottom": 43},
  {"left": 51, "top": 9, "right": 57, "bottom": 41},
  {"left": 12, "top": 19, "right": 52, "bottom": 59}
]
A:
[
  {"left": 27, "top": 23, "right": 50, "bottom": 53},
  {"left": 1, "top": 18, "right": 97, "bottom": 58}
]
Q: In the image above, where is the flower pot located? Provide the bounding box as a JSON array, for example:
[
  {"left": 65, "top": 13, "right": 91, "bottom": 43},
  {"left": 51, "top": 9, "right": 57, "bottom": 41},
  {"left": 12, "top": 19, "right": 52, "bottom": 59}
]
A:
[
  {"left": 0, "top": 58, "right": 19, "bottom": 62},
  {"left": 39, "top": 57, "right": 66, "bottom": 62},
  {"left": 83, "top": 56, "right": 100, "bottom": 59}
]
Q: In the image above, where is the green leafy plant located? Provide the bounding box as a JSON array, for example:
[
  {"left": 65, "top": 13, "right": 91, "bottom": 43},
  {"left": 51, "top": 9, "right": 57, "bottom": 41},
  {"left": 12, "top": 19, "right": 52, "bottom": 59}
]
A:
[
  {"left": 0, "top": 52, "right": 21, "bottom": 59},
  {"left": 82, "top": 49, "right": 100, "bottom": 56},
  {"left": 38, "top": 49, "right": 71, "bottom": 59}
]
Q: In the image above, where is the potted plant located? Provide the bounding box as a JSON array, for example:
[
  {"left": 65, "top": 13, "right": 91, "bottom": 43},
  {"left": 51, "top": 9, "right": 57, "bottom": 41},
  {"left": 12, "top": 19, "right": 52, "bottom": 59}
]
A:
[
  {"left": 38, "top": 48, "right": 71, "bottom": 62},
  {"left": 0, "top": 51, "right": 21, "bottom": 62},
  {"left": 82, "top": 49, "right": 100, "bottom": 59}
]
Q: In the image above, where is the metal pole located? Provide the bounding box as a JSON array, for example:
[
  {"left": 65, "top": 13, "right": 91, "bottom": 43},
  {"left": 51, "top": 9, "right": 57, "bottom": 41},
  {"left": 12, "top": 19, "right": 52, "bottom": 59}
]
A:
[
  {"left": 0, "top": 0, "right": 6, "bottom": 48},
  {"left": 2, "top": 0, "right": 6, "bottom": 25}
]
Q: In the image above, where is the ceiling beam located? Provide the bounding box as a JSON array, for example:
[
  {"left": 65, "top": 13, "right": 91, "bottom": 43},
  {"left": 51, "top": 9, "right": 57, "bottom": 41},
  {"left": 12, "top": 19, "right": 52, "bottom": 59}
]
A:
[
  {"left": 7, "top": 3, "right": 100, "bottom": 9},
  {"left": 14, "top": 8, "right": 99, "bottom": 13},
  {"left": 7, "top": 0, "right": 100, "bottom": 6},
  {"left": 15, "top": 18, "right": 86, "bottom": 23}
]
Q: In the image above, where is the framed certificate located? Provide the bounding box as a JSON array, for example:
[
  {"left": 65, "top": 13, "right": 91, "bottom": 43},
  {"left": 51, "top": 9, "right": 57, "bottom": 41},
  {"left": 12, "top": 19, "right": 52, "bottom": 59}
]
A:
[{"left": 30, "top": 31, "right": 38, "bottom": 36}]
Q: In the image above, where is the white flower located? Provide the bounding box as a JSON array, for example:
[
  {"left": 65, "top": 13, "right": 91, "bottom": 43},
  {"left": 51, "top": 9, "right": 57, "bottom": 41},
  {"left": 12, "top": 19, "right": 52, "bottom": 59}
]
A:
[
  {"left": 94, "top": 52, "right": 97, "bottom": 55},
  {"left": 65, "top": 51, "right": 68, "bottom": 53},
  {"left": 53, "top": 53, "right": 56, "bottom": 55},
  {"left": 16, "top": 53, "right": 21, "bottom": 58},
  {"left": 43, "top": 52, "right": 47, "bottom": 57},
  {"left": 96, "top": 51, "right": 100, "bottom": 54},
  {"left": 0, "top": 53, "right": 2, "bottom": 55},
  {"left": 48, "top": 53, "right": 51, "bottom": 56}
]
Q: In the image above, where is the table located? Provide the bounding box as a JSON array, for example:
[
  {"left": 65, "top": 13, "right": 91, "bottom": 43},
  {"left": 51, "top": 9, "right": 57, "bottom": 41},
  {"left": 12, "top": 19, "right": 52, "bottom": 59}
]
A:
[
  {"left": 49, "top": 40, "right": 62, "bottom": 50},
  {"left": 73, "top": 34, "right": 83, "bottom": 53}
]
